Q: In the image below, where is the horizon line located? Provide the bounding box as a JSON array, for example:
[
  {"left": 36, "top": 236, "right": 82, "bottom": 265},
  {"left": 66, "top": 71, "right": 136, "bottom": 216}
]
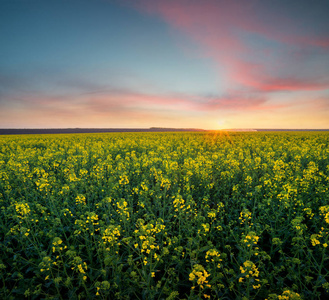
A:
[{"left": 0, "top": 127, "right": 329, "bottom": 133}]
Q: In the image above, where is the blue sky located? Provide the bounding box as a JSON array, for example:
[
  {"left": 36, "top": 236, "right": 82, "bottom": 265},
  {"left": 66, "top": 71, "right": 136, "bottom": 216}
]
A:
[{"left": 1, "top": 0, "right": 329, "bottom": 129}]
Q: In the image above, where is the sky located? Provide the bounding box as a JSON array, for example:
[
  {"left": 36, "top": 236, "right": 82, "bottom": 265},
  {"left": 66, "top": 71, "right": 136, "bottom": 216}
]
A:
[{"left": 0, "top": 0, "right": 329, "bottom": 129}]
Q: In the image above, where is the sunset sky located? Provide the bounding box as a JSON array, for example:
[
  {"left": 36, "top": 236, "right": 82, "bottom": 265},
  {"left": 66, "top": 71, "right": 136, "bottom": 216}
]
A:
[{"left": 1, "top": 0, "right": 329, "bottom": 129}]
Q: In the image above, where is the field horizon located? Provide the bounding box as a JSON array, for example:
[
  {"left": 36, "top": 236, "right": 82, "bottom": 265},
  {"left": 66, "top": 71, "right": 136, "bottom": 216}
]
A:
[{"left": 1, "top": 127, "right": 329, "bottom": 135}]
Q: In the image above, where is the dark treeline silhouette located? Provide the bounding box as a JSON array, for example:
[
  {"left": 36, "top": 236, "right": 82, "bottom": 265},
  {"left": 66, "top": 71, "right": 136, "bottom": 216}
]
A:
[
  {"left": 0, "top": 128, "right": 328, "bottom": 135},
  {"left": 0, "top": 128, "right": 205, "bottom": 135}
]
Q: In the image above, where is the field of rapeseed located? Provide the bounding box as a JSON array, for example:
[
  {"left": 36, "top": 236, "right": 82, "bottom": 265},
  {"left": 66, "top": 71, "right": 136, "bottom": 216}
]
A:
[{"left": 0, "top": 131, "right": 329, "bottom": 299}]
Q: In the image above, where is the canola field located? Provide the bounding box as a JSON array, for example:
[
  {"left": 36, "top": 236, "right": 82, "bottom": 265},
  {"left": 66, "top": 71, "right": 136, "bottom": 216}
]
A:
[{"left": 0, "top": 131, "right": 329, "bottom": 300}]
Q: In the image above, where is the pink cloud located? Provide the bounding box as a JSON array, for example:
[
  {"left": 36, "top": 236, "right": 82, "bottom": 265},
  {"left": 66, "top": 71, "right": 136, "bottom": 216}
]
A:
[
  {"left": 133, "top": 0, "right": 329, "bottom": 92},
  {"left": 201, "top": 94, "right": 266, "bottom": 111},
  {"left": 254, "top": 78, "right": 329, "bottom": 92},
  {"left": 81, "top": 89, "right": 285, "bottom": 113},
  {"left": 81, "top": 89, "right": 292, "bottom": 116},
  {"left": 3, "top": 87, "right": 282, "bottom": 119},
  {"left": 83, "top": 90, "right": 198, "bottom": 113}
]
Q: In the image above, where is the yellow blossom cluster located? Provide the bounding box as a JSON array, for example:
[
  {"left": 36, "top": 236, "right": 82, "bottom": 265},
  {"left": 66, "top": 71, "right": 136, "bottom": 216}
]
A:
[
  {"left": 39, "top": 256, "right": 52, "bottom": 274},
  {"left": 173, "top": 197, "right": 185, "bottom": 212},
  {"left": 15, "top": 202, "right": 31, "bottom": 218},
  {"left": 205, "top": 249, "right": 222, "bottom": 268},
  {"left": 133, "top": 219, "right": 165, "bottom": 265},
  {"left": 207, "top": 210, "right": 216, "bottom": 219},
  {"left": 239, "top": 209, "right": 252, "bottom": 225},
  {"left": 101, "top": 225, "right": 121, "bottom": 250},
  {"left": 291, "top": 216, "right": 306, "bottom": 235},
  {"left": 303, "top": 207, "right": 314, "bottom": 219},
  {"left": 62, "top": 208, "right": 73, "bottom": 217},
  {"left": 52, "top": 237, "right": 67, "bottom": 253},
  {"left": 189, "top": 264, "right": 211, "bottom": 290},
  {"left": 71, "top": 256, "right": 88, "bottom": 278},
  {"left": 116, "top": 199, "right": 130, "bottom": 220},
  {"left": 74, "top": 212, "right": 99, "bottom": 235},
  {"left": 239, "top": 260, "right": 261, "bottom": 289},
  {"left": 172, "top": 196, "right": 192, "bottom": 218},
  {"left": 75, "top": 194, "right": 86, "bottom": 206},
  {"left": 319, "top": 205, "right": 329, "bottom": 224},
  {"left": 198, "top": 223, "right": 210, "bottom": 236},
  {"left": 242, "top": 231, "right": 259, "bottom": 247},
  {"left": 277, "top": 290, "right": 302, "bottom": 300},
  {"left": 119, "top": 174, "right": 129, "bottom": 185},
  {"left": 310, "top": 233, "right": 321, "bottom": 246},
  {"left": 310, "top": 227, "right": 328, "bottom": 248}
]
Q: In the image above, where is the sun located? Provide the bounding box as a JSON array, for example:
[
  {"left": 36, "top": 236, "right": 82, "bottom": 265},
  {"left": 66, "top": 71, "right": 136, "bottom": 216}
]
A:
[{"left": 214, "top": 119, "right": 227, "bottom": 130}]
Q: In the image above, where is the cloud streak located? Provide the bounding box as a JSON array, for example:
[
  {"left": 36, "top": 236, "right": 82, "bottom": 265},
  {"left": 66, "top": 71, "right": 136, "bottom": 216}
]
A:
[
  {"left": 0, "top": 86, "right": 282, "bottom": 118},
  {"left": 133, "top": 0, "right": 329, "bottom": 93}
]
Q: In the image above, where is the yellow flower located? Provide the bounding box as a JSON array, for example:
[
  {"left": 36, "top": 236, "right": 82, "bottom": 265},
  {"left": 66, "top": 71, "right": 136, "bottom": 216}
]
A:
[
  {"left": 75, "top": 194, "right": 86, "bottom": 206},
  {"left": 15, "top": 202, "right": 31, "bottom": 218},
  {"left": 310, "top": 234, "right": 321, "bottom": 246},
  {"left": 189, "top": 265, "right": 210, "bottom": 289},
  {"left": 277, "top": 290, "right": 301, "bottom": 299}
]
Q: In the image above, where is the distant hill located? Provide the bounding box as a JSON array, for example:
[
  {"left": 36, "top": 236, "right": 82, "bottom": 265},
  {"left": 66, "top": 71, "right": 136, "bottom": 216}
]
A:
[
  {"left": 0, "top": 128, "right": 328, "bottom": 135},
  {"left": 254, "top": 129, "right": 329, "bottom": 131},
  {"left": 215, "top": 129, "right": 329, "bottom": 132},
  {"left": 0, "top": 128, "right": 206, "bottom": 135}
]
